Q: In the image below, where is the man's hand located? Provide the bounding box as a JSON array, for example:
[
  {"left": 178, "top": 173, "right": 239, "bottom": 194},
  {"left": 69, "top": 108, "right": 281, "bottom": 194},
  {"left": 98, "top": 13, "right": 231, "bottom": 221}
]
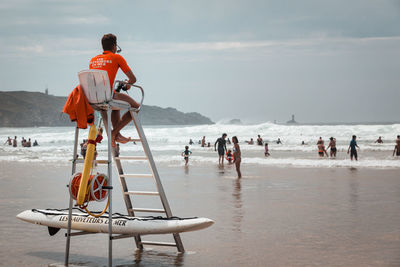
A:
[{"left": 125, "top": 70, "right": 136, "bottom": 90}]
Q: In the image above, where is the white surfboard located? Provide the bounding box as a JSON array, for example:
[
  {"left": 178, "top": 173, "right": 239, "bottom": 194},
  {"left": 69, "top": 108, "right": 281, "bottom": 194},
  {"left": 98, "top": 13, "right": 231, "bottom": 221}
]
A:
[{"left": 17, "top": 209, "right": 214, "bottom": 236}]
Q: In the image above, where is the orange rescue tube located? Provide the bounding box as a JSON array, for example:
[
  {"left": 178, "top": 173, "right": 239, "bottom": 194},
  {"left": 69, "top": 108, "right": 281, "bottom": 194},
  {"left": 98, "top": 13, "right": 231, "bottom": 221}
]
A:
[{"left": 77, "top": 125, "right": 97, "bottom": 205}]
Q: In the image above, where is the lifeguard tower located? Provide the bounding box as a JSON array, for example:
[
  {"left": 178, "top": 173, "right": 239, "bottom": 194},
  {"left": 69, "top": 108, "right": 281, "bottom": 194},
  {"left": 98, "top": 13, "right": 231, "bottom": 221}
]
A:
[{"left": 65, "top": 70, "right": 185, "bottom": 266}]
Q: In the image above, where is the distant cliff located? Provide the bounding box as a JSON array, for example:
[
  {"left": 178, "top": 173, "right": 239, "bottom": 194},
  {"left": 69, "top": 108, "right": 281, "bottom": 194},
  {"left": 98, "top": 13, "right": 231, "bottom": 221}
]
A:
[{"left": 0, "top": 91, "right": 214, "bottom": 127}]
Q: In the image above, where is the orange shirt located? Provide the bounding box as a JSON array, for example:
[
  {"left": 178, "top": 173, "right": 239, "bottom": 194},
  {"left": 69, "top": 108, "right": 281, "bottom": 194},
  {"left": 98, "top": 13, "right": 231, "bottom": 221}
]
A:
[{"left": 89, "top": 51, "right": 131, "bottom": 90}]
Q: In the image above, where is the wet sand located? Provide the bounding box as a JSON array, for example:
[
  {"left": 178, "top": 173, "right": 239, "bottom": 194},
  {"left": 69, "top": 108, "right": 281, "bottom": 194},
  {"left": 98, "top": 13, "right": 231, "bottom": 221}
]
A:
[{"left": 1, "top": 161, "right": 400, "bottom": 266}]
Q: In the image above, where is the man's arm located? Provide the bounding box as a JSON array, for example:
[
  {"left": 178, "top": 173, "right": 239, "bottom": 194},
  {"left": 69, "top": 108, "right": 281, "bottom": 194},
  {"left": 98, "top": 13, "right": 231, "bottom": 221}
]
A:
[{"left": 125, "top": 70, "right": 136, "bottom": 89}]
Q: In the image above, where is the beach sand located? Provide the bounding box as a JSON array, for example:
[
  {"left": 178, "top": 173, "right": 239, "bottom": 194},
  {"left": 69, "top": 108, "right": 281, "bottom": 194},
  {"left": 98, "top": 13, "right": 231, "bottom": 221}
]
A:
[{"left": 1, "top": 161, "right": 400, "bottom": 266}]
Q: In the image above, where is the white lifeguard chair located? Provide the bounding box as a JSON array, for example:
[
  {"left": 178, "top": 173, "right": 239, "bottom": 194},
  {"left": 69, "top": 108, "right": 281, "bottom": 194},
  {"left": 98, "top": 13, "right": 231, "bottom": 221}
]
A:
[{"left": 65, "top": 70, "right": 184, "bottom": 267}]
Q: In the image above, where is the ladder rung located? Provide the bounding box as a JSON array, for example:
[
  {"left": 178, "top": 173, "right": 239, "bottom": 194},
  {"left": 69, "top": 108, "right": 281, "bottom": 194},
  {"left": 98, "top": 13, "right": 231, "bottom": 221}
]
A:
[
  {"left": 129, "top": 208, "right": 165, "bottom": 213},
  {"left": 95, "top": 159, "right": 109, "bottom": 164},
  {"left": 74, "top": 159, "right": 109, "bottom": 164},
  {"left": 120, "top": 174, "right": 153, "bottom": 178},
  {"left": 125, "top": 191, "right": 159, "bottom": 196},
  {"left": 140, "top": 241, "right": 177, "bottom": 247},
  {"left": 115, "top": 156, "right": 147, "bottom": 160}
]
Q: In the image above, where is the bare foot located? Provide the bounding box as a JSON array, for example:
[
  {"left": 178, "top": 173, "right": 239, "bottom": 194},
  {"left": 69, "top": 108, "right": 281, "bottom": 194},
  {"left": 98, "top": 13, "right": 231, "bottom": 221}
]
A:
[{"left": 116, "top": 133, "right": 131, "bottom": 144}]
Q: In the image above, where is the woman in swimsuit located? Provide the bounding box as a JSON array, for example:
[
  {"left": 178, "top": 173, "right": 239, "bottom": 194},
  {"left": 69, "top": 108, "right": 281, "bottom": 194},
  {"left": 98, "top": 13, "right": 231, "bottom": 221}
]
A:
[
  {"left": 232, "top": 136, "right": 242, "bottom": 178},
  {"left": 326, "top": 137, "right": 337, "bottom": 158}
]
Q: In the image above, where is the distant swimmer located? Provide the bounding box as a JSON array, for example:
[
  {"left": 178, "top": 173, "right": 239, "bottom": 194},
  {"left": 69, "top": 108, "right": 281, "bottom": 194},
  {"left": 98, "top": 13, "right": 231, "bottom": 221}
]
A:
[
  {"left": 21, "top": 137, "right": 26, "bottom": 147},
  {"left": 317, "top": 137, "right": 324, "bottom": 146},
  {"left": 246, "top": 138, "right": 254, "bottom": 145},
  {"left": 12, "top": 136, "right": 17, "bottom": 147},
  {"left": 201, "top": 136, "right": 206, "bottom": 147},
  {"left": 276, "top": 138, "right": 282, "bottom": 145},
  {"left": 182, "top": 146, "right": 192, "bottom": 166},
  {"left": 227, "top": 138, "right": 231, "bottom": 145},
  {"left": 33, "top": 140, "right": 39, "bottom": 146},
  {"left": 115, "top": 143, "right": 120, "bottom": 157},
  {"left": 317, "top": 137, "right": 328, "bottom": 157},
  {"left": 4, "top": 137, "right": 12, "bottom": 146},
  {"left": 189, "top": 139, "right": 194, "bottom": 145},
  {"left": 326, "top": 137, "right": 337, "bottom": 158},
  {"left": 232, "top": 136, "right": 242, "bottom": 178},
  {"left": 301, "top": 141, "right": 305, "bottom": 145},
  {"left": 257, "top": 135, "right": 263, "bottom": 146},
  {"left": 375, "top": 136, "right": 383, "bottom": 144},
  {"left": 347, "top": 135, "right": 360, "bottom": 161},
  {"left": 26, "top": 138, "right": 32, "bottom": 148},
  {"left": 214, "top": 133, "right": 227, "bottom": 165},
  {"left": 80, "top": 139, "right": 88, "bottom": 159},
  {"left": 264, "top": 143, "right": 270, "bottom": 157},
  {"left": 393, "top": 135, "right": 400, "bottom": 157}
]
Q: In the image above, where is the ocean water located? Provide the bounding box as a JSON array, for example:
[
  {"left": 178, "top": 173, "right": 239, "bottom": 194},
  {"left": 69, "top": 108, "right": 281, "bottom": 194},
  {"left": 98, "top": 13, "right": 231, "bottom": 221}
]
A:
[{"left": 0, "top": 122, "right": 399, "bottom": 168}]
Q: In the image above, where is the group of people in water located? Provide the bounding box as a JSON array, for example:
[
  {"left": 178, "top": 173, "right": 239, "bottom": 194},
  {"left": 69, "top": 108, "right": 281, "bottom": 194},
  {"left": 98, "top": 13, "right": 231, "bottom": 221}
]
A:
[
  {"left": 183, "top": 134, "right": 400, "bottom": 170},
  {"left": 316, "top": 135, "right": 400, "bottom": 161},
  {"left": 185, "top": 134, "right": 242, "bottom": 178},
  {"left": 4, "top": 136, "right": 39, "bottom": 148}
]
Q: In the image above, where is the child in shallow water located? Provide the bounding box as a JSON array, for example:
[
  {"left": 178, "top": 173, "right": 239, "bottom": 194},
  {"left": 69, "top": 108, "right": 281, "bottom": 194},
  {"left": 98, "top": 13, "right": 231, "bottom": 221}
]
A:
[
  {"left": 264, "top": 143, "right": 270, "bottom": 157},
  {"left": 181, "top": 146, "right": 192, "bottom": 166}
]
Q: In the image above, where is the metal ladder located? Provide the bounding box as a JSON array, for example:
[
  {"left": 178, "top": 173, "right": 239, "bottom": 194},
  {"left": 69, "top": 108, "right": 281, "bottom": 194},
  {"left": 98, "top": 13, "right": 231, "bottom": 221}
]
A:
[{"left": 101, "top": 110, "right": 185, "bottom": 252}]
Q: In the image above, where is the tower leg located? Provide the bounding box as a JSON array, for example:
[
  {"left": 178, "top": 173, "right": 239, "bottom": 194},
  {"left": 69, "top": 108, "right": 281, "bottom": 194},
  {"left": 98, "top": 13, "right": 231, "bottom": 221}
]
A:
[
  {"left": 65, "top": 127, "right": 79, "bottom": 266},
  {"left": 106, "top": 108, "right": 113, "bottom": 267}
]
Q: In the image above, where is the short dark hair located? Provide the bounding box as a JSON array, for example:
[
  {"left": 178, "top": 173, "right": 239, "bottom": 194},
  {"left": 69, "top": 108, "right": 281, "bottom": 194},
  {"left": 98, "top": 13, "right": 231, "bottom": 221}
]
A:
[
  {"left": 222, "top": 133, "right": 227, "bottom": 137},
  {"left": 352, "top": 135, "right": 356, "bottom": 139},
  {"left": 102, "top": 34, "right": 117, "bottom": 51}
]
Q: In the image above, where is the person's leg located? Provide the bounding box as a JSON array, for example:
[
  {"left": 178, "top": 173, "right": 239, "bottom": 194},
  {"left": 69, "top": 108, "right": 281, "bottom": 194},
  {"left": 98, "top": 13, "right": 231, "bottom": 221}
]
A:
[
  {"left": 111, "top": 93, "right": 140, "bottom": 143},
  {"left": 235, "top": 159, "right": 242, "bottom": 178},
  {"left": 111, "top": 110, "right": 120, "bottom": 129},
  {"left": 113, "top": 92, "right": 140, "bottom": 109}
]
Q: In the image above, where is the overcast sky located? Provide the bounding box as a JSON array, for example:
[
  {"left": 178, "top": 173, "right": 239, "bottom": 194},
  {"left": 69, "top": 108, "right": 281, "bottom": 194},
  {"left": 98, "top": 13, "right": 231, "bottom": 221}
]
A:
[{"left": 1, "top": 0, "right": 399, "bottom": 123}]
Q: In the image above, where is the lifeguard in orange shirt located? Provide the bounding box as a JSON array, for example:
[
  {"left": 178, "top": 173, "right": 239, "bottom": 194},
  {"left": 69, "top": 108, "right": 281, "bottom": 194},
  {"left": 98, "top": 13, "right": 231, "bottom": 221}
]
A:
[{"left": 89, "top": 33, "right": 139, "bottom": 146}]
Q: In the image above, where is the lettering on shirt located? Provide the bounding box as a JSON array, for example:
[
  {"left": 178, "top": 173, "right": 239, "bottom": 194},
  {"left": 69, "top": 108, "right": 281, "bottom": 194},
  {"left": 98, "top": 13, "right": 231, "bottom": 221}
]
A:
[{"left": 90, "top": 58, "right": 113, "bottom": 69}]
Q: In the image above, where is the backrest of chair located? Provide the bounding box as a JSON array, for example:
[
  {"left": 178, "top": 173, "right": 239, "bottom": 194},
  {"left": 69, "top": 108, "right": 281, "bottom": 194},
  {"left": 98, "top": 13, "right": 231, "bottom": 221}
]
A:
[{"left": 78, "top": 70, "right": 111, "bottom": 104}]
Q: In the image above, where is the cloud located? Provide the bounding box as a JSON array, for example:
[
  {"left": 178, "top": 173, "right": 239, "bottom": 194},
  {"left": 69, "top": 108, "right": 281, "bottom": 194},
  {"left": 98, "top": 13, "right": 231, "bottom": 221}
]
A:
[
  {"left": 123, "top": 36, "right": 400, "bottom": 54},
  {"left": 17, "top": 45, "right": 44, "bottom": 53}
]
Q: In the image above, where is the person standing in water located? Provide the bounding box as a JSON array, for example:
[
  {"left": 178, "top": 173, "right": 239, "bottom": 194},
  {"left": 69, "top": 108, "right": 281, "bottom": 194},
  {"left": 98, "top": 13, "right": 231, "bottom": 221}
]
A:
[
  {"left": 214, "top": 133, "right": 227, "bottom": 165},
  {"left": 326, "top": 137, "right": 337, "bottom": 158},
  {"left": 375, "top": 136, "right": 383, "bottom": 144},
  {"left": 393, "top": 135, "right": 400, "bottom": 157},
  {"left": 232, "top": 136, "right": 242, "bottom": 178},
  {"left": 264, "top": 143, "right": 270, "bottom": 157},
  {"left": 201, "top": 136, "right": 206, "bottom": 147},
  {"left": 182, "top": 146, "right": 192, "bottom": 166},
  {"left": 257, "top": 135, "right": 263, "bottom": 146},
  {"left": 347, "top": 135, "right": 360, "bottom": 161},
  {"left": 12, "top": 136, "right": 17, "bottom": 147},
  {"left": 4, "top": 137, "right": 11, "bottom": 145}
]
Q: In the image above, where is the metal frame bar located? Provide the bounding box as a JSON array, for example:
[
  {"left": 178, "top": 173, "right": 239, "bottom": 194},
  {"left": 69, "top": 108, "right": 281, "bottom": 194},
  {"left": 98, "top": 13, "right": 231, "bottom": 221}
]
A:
[
  {"left": 65, "top": 127, "right": 79, "bottom": 266},
  {"left": 130, "top": 111, "right": 185, "bottom": 252},
  {"left": 106, "top": 108, "right": 113, "bottom": 267}
]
